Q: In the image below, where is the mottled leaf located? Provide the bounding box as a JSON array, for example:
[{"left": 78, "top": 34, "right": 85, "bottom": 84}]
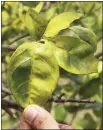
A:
[
  {"left": 8, "top": 40, "right": 59, "bottom": 108},
  {"left": 51, "top": 36, "right": 98, "bottom": 74},
  {"left": 44, "top": 12, "right": 83, "bottom": 37},
  {"left": 70, "top": 26, "right": 97, "bottom": 50}
]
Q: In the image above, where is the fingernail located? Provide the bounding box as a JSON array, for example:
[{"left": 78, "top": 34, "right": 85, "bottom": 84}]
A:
[{"left": 24, "top": 105, "right": 38, "bottom": 124}]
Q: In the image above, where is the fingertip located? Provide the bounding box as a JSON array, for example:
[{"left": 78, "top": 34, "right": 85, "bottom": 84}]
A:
[
  {"left": 23, "top": 105, "right": 59, "bottom": 129},
  {"left": 23, "top": 105, "right": 39, "bottom": 124}
]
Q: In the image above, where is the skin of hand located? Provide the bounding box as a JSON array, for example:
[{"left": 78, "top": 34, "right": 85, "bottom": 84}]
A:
[{"left": 20, "top": 105, "right": 74, "bottom": 129}]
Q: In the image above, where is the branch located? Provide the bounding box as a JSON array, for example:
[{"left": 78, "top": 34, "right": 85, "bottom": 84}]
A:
[
  {"left": 1, "top": 1, "right": 5, "bottom": 9},
  {"left": 2, "top": 87, "right": 11, "bottom": 95},
  {"left": 2, "top": 45, "right": 17, "bottom": 52},
  {"left": 2, "top": 21, "right": 11, "bottom": 27},
  {"left": 99, "top": 57, "right": 103, "bottom": 61},
  {"left": 3, "top": 107, "right": 14, "bottom": 117},
  {"left": 2, "top": 99, "right": 23, "bottom": 112},
  {"left": 6, "top": 33, "right": 29, "bottom": 45},
  {"left": 49, "top": 94, "right": 96, "bottom": 104},
  {"left": 2, "top": 33, "right": 29, "bottom": 52},
  {"left": 95, "top": 52, "right": 103, "bottom": 59}
]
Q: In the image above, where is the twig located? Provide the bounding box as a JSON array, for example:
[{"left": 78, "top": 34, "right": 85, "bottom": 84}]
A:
[
  {"left": 49, "top": 97, "right": 96, "bottom": 104},
  {"left": 2, "top": 33, "right": 29, "bottom": 51},
  {"left": 2, "top": 99, "right": 23, "bottom": 112},
  {"left": 95, "top": 52, "right": 103, "bottom": 59},
  {"left": 3, "top": 107, "right": 14, "bottom": 117},
  {"left": 99, "top": 57, "right": 103, "bottom": 61},
  {"left": 57, "top": 93, "right": 65, "bottom": 99},
  {"left": 1, "top": 1, "right": 5, "bottom": 9},
  {"left": 8, "top": 33, "right": 29, "bottom": 45},
  {"left": 2, "top": 87, "right": 11, "bottom": 95},
  {"left": 2, "top": 45, "right": 17, "bottom": 52},
  {"left": 2, "top": 21, "right": 11, "bottom": 27},
  {"left": 2, "top": 87, "right": 12, "bottom": 98}
]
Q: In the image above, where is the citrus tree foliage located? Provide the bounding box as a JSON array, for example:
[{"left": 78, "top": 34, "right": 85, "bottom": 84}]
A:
[{"left": 2, "top": 2, "right": 102, "bottom": 129}]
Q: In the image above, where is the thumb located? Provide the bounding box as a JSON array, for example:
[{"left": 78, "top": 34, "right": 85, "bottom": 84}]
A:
[{"left": 20, "top": 105, "right": 59, "bottom": 129}]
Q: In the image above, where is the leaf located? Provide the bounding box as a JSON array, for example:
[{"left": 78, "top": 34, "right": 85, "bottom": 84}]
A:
[
  {"left": 83, "top": 113, "right": 97, "bottom": 129},
  {"left": 73, "top": 112, "right": 97, "bottom": 129},
  {"left": 23, "top": 9, "right": 47, "bottom": 40},
  {"left": 22, "top": 2, "right": 38, "bottom": 8},
  {"left": 44, "top": 12, "right": 83, "bottom": 37},
  {"left": 70, "top": 26, "right": 97, "bottom": 50},
  {"left": 34, "top": 2, "right": 44, "bottom": 13},
  {"left": 55, "top": 105, "right": 67, "bottom": 121},
  {"left": 79, "top": 78, "right": 100, "bottom": 99},
  {"left": 51, "top": 35, "right": 98, "bottom": 74},
  {"left": 81, "top": 12, "right": 97, "bottom": 30},
  {"left": 8, "top": 40, "right": 59, "bottom": 108},
  {"left": 41, "top": 6, "right": 57, "bottom": 21},
  {"left": 79, "top": 2, "right": 95, "bottom": 13}
]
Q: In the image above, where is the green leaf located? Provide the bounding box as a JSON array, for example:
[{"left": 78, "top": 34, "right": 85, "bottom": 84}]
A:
[
  {"left": 70, "top": 26, "right": 97, "bottom": 50},
  {"left": 44, "top": 12, "right": 83, "bottom": 37},
  {"left": 41, "top": 6, "right": 57, "bottom": 21},
  {"left": 22, "top": 2, "right": 38, "bottom": 8},
  {"left": 81, "top": 12, "right": 97, "bottom": 30},
  {"left": 73, "top": 112, "right": 97, "bottom": 129},
  {"left": 8, "top": 40, "right": 59, "bottom": 108},
  {"left": 79, "top": 2, "right": 95, "bottom": 13},
  {"left": 23, "top": 9, "right": 47, "bottom": 40},
  {"left": 55, "top": 105, "right": 67, "bottom": 121},
  {"left": 51, "top": 36, "right": 98, "bottom": 74},
  {"left": 79, "top": 78, "right": 100, "bottom": 99}
]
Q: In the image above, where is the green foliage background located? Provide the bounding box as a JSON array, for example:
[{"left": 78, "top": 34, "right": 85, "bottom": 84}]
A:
[{"left": 2, "top": 1, "right": 102, "bottom": 129}]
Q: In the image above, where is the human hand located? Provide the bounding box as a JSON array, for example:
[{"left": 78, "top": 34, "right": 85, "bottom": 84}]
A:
[{"left": 20, "top": 105, "right": 74, "bottom": 129}]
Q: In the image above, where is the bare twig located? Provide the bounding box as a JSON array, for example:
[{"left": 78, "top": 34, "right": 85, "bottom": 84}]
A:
[
  {"left": 2, "top": 21, "right": 12, "bottom": 27},
  {"left": 99, "top": 57, "right": 103, "bottom": 61},
  {"left": 95, "top": 52, "right": 103, "bottom": 59},
  {"left": 2, "top": 99, "right": 23, "bottom": 112},
  {"left": 1, "top": 1, "right": 5, "bottom": 9},
  {"left": 49, "top": 96, "right": 96, "bottom": 104},
  {"left": 2, "top": 33, "right": 29, "bottom": 52},
  {"left": 2, "top": 87, "right": 11, "bottom": 95},
  {"left": 2, "top": 45, "right": 17, "bottom": 52},
  {"left": 3, "top": 107, "right": 14, "bottom": 117},
  {"left": 57, "top": 93, "right": 65, "bottom": 99},
  {"left": 8, "top": 33, "right": 29, "bottom": 45}
]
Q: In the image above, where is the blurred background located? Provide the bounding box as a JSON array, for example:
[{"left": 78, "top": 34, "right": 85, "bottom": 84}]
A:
[{"left": 1, "top": 1, "right": 102, "bottom": 129}]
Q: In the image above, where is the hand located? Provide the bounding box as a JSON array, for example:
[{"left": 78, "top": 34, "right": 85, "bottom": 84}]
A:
[{"left": 20, "top": 105, "right": 74, "bottom": 129}]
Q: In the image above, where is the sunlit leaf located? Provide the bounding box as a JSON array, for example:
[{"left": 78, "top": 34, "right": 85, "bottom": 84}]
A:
[
  {"left": 8, "top": 40, "right": 59, "bottom": 108},
  {"left": 34, "top": 2, "right": 44, "bottom": 13},
  {"left": 22, "top": 9, "right": 47, "bottom": 40},
  {"left": 44, "top": 12, "right": 83, "bottom": 37},
  {"left": 2, "top": 11, "right": 9, "bottom": 23}
]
